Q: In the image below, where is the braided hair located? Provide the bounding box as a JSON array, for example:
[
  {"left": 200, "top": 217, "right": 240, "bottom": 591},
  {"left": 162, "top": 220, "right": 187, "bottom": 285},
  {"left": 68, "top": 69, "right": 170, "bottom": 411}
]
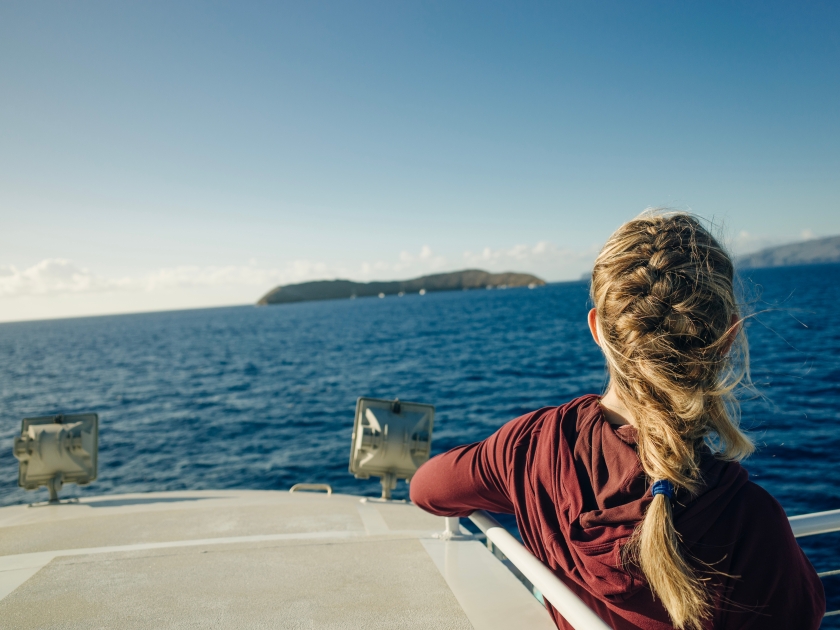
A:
[{"left": 591, "top": 211, "right": 754, "bottom": 630}]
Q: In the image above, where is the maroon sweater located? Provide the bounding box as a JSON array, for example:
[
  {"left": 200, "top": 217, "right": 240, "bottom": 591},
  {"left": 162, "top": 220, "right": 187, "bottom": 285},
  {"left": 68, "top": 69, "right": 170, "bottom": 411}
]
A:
[{"left": 410, "top": 395, "right": 825, "bottom": 630}]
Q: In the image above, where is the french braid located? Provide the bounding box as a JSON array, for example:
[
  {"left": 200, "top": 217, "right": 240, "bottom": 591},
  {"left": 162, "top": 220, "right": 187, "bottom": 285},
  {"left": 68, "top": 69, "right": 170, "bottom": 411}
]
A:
[{"left": 591, "top": 211, "right": 753, "bottom": 630}]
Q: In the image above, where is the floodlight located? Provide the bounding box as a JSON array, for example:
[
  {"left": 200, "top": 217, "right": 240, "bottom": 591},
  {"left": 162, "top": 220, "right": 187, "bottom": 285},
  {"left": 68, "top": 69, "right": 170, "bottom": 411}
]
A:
[
  {"left": 13, "top": 413, "right": 98, "bottom": 503},
  {"left": 349, "top": 397, "right": 434, "bottom": 500}
]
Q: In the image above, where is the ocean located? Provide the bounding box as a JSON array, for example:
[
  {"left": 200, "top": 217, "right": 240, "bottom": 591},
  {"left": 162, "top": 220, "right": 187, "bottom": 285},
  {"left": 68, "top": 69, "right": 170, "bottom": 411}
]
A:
[{"left": 1, "top": 263, "right": 839, "bottom": 620}]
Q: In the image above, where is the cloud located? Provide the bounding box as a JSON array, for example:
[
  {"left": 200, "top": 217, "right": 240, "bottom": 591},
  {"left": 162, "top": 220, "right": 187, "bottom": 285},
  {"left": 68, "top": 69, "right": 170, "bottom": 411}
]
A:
[
  {"left": 142, "top": 265, "right": 287, "bottom": 290},
  {"left": 0, "top": 259, "right": 129, "bottom": 296},
  {"left": 0, "top": 241, "right": 594, "bottom": 301},
  {"left": 728, "top": 228, "right": 821, "bottom": 256},
  {"left": 351, "top": 242, "right": 593, "bottom": 281},
  {"left": 0, "top": 259, "right": 341, "bottom": 298},
  {"left": 461, "top": 241, "right": 596, "bottom": 280},
  {"left": 143, "top": 248, "right": 456, "bottom": 289},
  {"left": 729, "top": 231, "right": 779, "bottom": 256}
]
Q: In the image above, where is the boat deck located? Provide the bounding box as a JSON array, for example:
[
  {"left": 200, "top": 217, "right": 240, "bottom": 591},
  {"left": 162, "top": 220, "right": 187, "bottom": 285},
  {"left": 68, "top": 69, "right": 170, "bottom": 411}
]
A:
[{"left": 0, "top": 490, "right": 554, "bottom": 629}]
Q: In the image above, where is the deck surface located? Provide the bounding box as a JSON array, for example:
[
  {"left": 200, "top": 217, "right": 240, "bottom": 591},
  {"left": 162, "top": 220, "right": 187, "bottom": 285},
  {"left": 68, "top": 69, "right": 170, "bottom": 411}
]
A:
[{"left": 0, "top": 490, "right": 554, "bottom": 629}]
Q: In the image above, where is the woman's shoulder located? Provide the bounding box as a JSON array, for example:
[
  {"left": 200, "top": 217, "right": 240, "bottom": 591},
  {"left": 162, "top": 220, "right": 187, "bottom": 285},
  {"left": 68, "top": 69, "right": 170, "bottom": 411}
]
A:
[
  {"left": 697, "top": 464, "right": 790, "bottom": 530},
  {"left": 703, "top": 471, "right": 809, "bottom": 568},
  {"left": 726, "top": 474, "right": 796, "bottom": 531},
  {"left": 712, "top": 477, "right": 826, "bottom": 627},
  {"left": 504, "top": 394, "right": 604, "bottom": 444},
  {"left": 501, "top": 394, "right": 601, "bottom": 434},
  {"left": 676, "top": 462, "right": 793, "bottom": 552},
  {"left": 514, "top": 393, "right": 601, "bottom": 420},
  {"left": 736, "top": 478, "right": 786, "bottom": 513}
]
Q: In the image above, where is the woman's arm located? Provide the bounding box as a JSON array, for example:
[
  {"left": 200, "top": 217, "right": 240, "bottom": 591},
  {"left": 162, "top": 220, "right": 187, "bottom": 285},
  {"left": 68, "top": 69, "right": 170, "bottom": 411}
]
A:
[{"left": 410, "top": 411, "right": 540, "bottom": 517}]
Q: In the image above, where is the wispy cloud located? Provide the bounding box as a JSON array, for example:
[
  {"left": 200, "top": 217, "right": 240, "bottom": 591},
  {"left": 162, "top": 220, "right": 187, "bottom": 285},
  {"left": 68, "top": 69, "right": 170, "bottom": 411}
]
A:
[
  {"left": 359, "top": 245, "right": 449, "bottom": 277},
  {"left": 0, "top": 259, "right": 130, "bottom": 296},
  {"left": 339, "top": 242, "right": 595, "bottom": 282},
  {"left": 0, "top": 241, "right": 594, "bottom": 301},
  {"left": 142, "top": 265, "right": 288, "bottom": 290},
  {"left": 729, "top": 231, "right": 779, "bottom": 256},
  {"left": 728, "top": 228, "right": 822, "bottom": 256},
  {"left": 0, "top": 260, "right": 331, "bottom": 298},
  {"left": 462, "top": 241, "right": 596, "bottom": 278}
]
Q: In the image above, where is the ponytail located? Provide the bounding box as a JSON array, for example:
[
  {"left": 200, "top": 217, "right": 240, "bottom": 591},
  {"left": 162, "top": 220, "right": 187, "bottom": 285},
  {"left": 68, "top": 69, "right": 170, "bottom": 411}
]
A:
[
  {"left": 633, "top": 485, "right": 710, "bottom": 629},
  {"left": 592, "top": 211, "right": 754, "bottom": 630}
]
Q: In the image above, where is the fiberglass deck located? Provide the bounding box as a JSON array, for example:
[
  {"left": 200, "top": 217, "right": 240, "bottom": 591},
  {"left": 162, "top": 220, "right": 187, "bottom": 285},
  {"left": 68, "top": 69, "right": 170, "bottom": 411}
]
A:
[{"left": 0, "top": 490, "right": 554, "bottom": 629}]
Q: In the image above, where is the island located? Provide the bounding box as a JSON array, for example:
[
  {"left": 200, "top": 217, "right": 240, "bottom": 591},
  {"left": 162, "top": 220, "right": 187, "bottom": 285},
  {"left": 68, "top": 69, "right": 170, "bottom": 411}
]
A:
[
  {"left": 257, "top": 269, "right": 546, "bottom": 305},
  {"left": 736, "top": 235, "right": 840, "bottom": 269}
]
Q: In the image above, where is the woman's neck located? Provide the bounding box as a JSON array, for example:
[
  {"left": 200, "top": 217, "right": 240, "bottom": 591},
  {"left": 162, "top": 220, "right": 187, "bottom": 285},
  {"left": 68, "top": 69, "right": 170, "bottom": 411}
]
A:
[{"left": 599, "top": 386, "right": 634, "bottom": 426}]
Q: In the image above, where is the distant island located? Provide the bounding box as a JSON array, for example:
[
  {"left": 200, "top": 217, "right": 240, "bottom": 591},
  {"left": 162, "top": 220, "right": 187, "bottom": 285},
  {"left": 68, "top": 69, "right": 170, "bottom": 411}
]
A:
[
  {"left": 736, "top": 235, "right": 840, "bottom": 269},
  {"left": 257, "top": 269, "right": 546, "bottom": 305}
]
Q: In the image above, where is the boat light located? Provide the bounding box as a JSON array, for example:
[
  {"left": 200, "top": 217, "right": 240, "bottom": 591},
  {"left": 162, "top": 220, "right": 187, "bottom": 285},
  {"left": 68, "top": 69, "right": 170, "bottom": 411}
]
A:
[
  {"left": 13, "top": 413, "right": 98, "bottom": 503},
  {"left": 349, "top": 397, "right": 434, "bottom": 500}
]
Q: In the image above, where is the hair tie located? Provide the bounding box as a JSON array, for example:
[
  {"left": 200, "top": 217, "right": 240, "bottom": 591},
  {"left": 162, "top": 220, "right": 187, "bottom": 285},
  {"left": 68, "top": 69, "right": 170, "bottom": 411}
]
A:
[{"left": 651, "top": 479, "right": 674, "bottom": 500}]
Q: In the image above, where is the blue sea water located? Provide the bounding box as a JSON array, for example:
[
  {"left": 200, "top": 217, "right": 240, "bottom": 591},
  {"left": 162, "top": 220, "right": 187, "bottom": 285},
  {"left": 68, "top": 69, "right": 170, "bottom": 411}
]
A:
[{"left": 1, "top": 263, "right": 839, "bottom": 621}]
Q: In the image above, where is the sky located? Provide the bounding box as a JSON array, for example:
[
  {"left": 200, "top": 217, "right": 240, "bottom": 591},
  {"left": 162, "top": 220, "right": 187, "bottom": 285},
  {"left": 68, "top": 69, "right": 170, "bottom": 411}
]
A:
[{"left": 1, "top": 1, "right": 838, "bottom": 322}]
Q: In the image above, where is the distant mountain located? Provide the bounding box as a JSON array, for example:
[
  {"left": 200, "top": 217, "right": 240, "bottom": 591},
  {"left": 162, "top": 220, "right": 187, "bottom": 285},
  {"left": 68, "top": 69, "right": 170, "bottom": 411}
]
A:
[
  {"left": 736, "top": 235, "right": 840, "bottom": 269},
  {"left": 257, "top": 269, "right": 545, "bottom": 305}
]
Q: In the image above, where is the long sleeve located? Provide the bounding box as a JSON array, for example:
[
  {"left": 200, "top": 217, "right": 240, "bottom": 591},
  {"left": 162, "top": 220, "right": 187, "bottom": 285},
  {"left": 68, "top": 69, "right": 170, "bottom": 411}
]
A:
[{"left": 410, "top": 411, "right": 541, "bottom": 517}]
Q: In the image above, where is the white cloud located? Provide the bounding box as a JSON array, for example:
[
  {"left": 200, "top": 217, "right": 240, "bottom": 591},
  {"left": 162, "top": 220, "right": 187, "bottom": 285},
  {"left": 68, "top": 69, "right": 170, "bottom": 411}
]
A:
[
  {"left": 729, "top": 231, "right": 778, "bottom": 256},
  {"left": 142, "top": 265, "right": 284, "bottom": 290},
  {"left": 0, "top": 259, "right": 350, "bottom": 299},
  {"left": 0, "top": 259, "right": 130, "bottom": 296},
  {"left": 462, "top": 241, "right": 596, "bottom": 280},
  {"left": 350, "top": 242, "right": 592, "bottom": 281},
  {"left": 1, "top": 242, "right": 595, "bottom": 300},
  {"left": 729, "top": 228, "right": 821, "bottom": 256},
  {"left": 0, "top": 242, "right": 596, "bottom": 321}
]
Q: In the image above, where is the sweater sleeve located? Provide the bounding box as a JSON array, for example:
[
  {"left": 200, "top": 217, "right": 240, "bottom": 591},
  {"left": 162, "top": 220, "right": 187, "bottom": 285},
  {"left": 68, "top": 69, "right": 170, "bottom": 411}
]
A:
[{"left": 410, "top": 411, "right": 540, "bottom": 517}]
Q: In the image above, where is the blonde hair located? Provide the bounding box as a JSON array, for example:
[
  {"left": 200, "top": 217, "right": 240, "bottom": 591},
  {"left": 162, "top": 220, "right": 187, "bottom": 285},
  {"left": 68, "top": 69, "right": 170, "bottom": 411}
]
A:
[{"left": 590, "top": 211, "right": 754, "bottom": 630}]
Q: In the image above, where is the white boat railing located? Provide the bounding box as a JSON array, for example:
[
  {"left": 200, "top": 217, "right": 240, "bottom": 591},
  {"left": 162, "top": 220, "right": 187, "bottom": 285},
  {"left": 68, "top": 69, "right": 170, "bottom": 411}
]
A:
[
  {"left": 468, "top": 510, "right": 613, "bottom": 630},
  {"left": 466, "top": 508, "right": 840, "bottom": 629},
  {"left": 789, "top": 508, "right": 840, "bottom": 538},
  {"left": 789, "top": 508, "right": 840, "bottom": 617}
]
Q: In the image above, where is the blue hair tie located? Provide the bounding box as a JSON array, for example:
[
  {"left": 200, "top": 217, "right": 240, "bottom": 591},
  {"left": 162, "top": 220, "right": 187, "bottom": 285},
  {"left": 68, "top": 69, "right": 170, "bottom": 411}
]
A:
[{"left": 651, "top": 479, "right": 674, "bottom": 500}]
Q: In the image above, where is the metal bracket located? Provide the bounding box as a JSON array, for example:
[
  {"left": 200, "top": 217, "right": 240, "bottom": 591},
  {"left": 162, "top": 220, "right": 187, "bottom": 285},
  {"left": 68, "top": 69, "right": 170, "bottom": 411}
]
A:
[{"left": 433, "top": 516, "right": 479, "bottom": 541}]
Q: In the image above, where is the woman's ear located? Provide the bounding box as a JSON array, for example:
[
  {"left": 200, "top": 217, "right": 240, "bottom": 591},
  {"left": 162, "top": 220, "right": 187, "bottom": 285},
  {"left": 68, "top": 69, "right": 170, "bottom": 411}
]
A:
[{"left": 588, "top": 308, "right": 601, "bottom": 347}]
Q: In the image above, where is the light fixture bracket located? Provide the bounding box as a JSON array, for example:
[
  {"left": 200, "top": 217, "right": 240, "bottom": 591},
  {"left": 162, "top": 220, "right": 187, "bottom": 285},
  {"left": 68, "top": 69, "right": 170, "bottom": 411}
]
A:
[
  {"left": 349, "top": 397, "right": 434, "bottom": 500},
  {"left": 13, "top": 413, "right": 98, "bottom": 503}
]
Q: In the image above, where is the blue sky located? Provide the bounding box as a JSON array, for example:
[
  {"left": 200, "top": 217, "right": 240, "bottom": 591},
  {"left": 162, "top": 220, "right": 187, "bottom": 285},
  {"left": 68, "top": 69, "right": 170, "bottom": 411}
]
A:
[{"left": 1, "top": 1, "right": 838, "bottom": 321}]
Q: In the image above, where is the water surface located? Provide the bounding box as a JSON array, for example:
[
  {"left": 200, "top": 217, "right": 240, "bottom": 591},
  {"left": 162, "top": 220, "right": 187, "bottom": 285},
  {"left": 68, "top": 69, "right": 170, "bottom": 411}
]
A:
[{"left": 1, "top": 264, "right": 838, "bottom": 620}]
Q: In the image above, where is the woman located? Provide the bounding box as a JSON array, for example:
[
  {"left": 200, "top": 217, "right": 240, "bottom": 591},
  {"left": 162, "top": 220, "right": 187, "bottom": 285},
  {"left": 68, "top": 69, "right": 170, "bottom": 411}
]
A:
[{"left": 410, "top": 212, "right": 824, "bottom": 630}]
